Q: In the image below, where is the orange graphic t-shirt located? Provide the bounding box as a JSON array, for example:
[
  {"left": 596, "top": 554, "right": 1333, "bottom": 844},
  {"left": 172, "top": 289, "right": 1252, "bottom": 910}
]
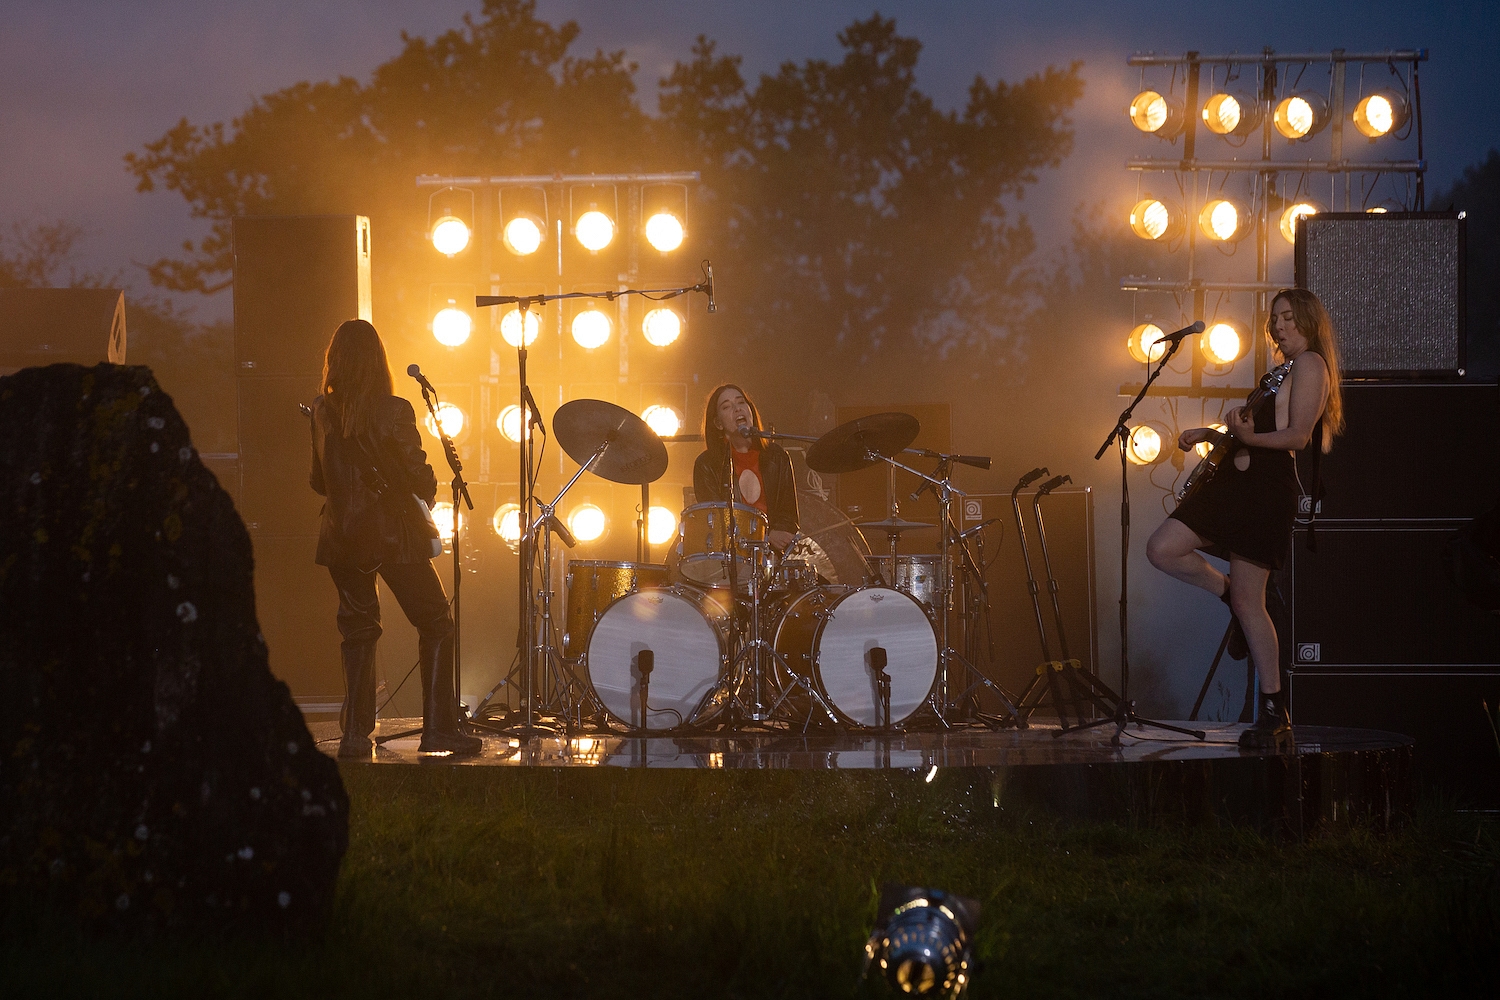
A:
[{"left": 730, "top": 448, "right": 767, "bottom": 513}]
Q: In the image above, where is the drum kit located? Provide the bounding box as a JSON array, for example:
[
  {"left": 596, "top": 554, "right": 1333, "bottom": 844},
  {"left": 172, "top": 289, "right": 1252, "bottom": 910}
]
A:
[{"left": 495, "top": 398, "right": 1016, "bottom": 736}]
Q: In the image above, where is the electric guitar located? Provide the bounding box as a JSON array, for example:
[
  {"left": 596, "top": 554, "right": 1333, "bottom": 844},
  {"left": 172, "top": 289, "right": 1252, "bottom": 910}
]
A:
[{"left": 1176, "top": 359, "right": 1294, "bottom": 504}]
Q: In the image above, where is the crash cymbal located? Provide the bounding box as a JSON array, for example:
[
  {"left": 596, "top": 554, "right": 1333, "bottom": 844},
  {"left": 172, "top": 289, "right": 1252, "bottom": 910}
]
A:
[
  {"left": 789, "top": 491, "right": 873, "bottom": 586},
  {"left": 857, "top": 517, "right": 935, "bottom": 533},
  {"left": 553, "top": 399, "right": 669, "bottom": 485},
  {"left": 805, "top": 412, "right": 920, "bottom": 474}
]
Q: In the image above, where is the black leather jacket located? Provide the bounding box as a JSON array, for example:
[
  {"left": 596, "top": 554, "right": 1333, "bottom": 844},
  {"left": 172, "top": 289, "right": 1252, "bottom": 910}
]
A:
[
  {"left": 692, "top": 443, "right": 799, "bottom": 535},
  {"left": 309, "top": 394, "right": 439, "bottom": 568}
]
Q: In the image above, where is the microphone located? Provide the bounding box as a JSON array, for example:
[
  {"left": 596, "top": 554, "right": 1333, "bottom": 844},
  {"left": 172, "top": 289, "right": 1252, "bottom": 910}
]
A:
[
  {"left": 1157, "top": 320, "right": 1206, "bottom": 344},
  {"left": 705, "top": 261, "right": 717, "bottom": 314},
  {"left": 959, "top": 517, "right": 1002, "bottom": 540},
  {"left": 522, "top": 386, "right": 545, "bottom": 434},
  {"left": 406, "top": 364, "right": 435, "bottom": 394},
  {"left": 736, "top": 416, "right": 760, "bottom": 446}
]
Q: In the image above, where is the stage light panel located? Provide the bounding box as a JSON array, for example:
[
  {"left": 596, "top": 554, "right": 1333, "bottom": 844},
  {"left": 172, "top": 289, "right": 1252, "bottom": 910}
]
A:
[
  {"left": 1129, "top": 90, "right": 1182, "bottom": 137},
  {"left": 1279, "top": 202, "right": 1319, "bottom": 244},
  {"left": 645, "top": 211, "right": 685, "bottom": 252},
  {"left": 641, "top": 404, "right": 682, "bottom": 438},
  {"left": 1126, "top": 424, "right": 1163, "bottom": 465},
  {"left": 431, "top": 501, "right": 461, "bottom": 542},
  {"left": 492, "top": 503, "right": 522, "bottom": 545},
  {"left": 500, "top": 307, "right": 541, "bottom": 348},
  {"left": 1198, "top": 199, "right": 1249, "bottom": 242},
  {"left": 503, "top": 215, "right": 544, "bottom": 256},
  {"left": 575, "top": 210, "right": 615, "bottom": 252},
  {"left": 1196, "top": 423, "right": 1229, "bottom": 458},
  {"left": 1353, "top": 91, "right": 1408, "bottom": 139},
  {"left": 647, "top": 506, "right": 678, "bottom": 546},
  {"left": 1202, "top": 322, "right": 1244, "bottom": 365},
  {"left": 432, "top": 304, "right": 473, "bottom": 347},
  {"left": 423, "top": 402, "right": 466, "bottom": 441},
  {"left": 430, "top": 216, "right": 470, "bottom": 256},
  {"left": 1202, "top": 93, "right": 1260, "bottom": 137},
  {"left": 568, "top": 503, "right": 607, "bottom": 543},
  {"left": 1274, "top": 93, "right": 1328, "bottom": 140},
  {"left": 641, "top": 307, "right": 683, "bottom": 347},
  {"left": 497, "top": 404, "right": 523, "bottom": 443},
  {"left": 1129, "top": 198, "right": 1179, "bottom": 241},
  {"left": 571, "top": 308, "right": 613, "bottom": 349},
  {"left": 1127, "top": 323, "right": 1167, "bottom": 364}
]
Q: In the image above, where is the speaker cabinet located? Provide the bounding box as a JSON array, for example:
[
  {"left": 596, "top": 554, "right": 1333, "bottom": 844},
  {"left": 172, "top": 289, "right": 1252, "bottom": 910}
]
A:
[
  {"left": 248, "top": 535, "right": 343, "bottom": 702},
  {"left": 0, "top": 288, "right": 126, "bottom": 370},
  {"left": 1296, "top": 212, "right": 1466, "bottom": 378}
]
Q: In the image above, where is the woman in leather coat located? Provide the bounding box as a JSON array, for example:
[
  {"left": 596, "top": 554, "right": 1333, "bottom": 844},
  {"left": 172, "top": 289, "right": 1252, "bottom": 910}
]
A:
[{"left": 309, "top": 319, "right": 481, "bottom": 757}]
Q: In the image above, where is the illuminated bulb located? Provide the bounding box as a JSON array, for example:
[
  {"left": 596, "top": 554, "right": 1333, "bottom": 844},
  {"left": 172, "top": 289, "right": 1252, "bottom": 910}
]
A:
[
  {"left": 1202, "top": 322, "right": 1243, "bottom": 365},
  {"left": 423, "top": 402, "right": 465, "bottom": 440},
  {"left": 641, "top": 308, "right": 682, "bottom": 347},
  {"left": 1203, "top": 94, "right": 1241, "bottom": 134},
  {"left": 641, "top": 404, "right": 682, "bottom": 438},
  {"left": 1198, "top": 199, "right": 1244, "bottom": 242},
  {"left": 571, "top": 308, "right": 613, "bottom": 349},
  {"left": 1126, "top": 425, "right": 1162, "bottom": 465},
  {"left": 568, "top": 503, "right": 607, "bottom": 543},
  {"left": 1127, "top": 323, "right": 1167, "bottom": 364},
  {"left": 644, "top": 212, "right": 685, "bottom": 252},
  {"left": 1353, "top": 92, "right": 1406, "bottom": 138},
  {"left": 1128, "top": 90, "right": 1179, "bottom": 136},
  {"left": 431, "top": 501, "right": 460, "bottom": 542},
  {"left": 1279, "top": 202, "right": 1319, "bottom": 244},
  {"left": 647, "top": 506, "right": 678, "bottom": 546},
  {"left": 1196, "top": 423, "right": 1229, "bottom": 458},
  {"left": 1366, "top": 206, "right": 1389, "bottom": 214},
  {"left": 1274, "top": 94, "right": 1326, "bottom": 140},
  {"left": 492, "top": 503, "right": 522, "bottom": 544},
  {"left": 500, "top": 308, "right": 541, "bottom": 347},
  {"left": 575, "top": 210, "right": 615, "bottom": 252},
  {"left": 432, "top": 305, "right": 472, "bottom": 347},
  {"left": 497, "top": 404, "right": 523, "bottom": 443},
  {"left": 431, "top": 215, "right": 470, "bottom": 256},
  {"left": 503, "top": 216, "right": 544, "bottom": 256},
  {"left": 1129, "top": 198, "right": 1175, "bottom": 241}
]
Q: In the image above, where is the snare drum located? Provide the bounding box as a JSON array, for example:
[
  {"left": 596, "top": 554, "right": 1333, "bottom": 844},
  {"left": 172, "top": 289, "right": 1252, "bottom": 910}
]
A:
[
  {"left": 772, "top": 586, "right": 939, "bottom": 727},
  {"left": 672, "top": 501, "right": 768, "bottom": 590},
  {"left": 562, "top": 560, "right": 668, "bottom": 658},
  {"left": 586, "top": 587, "right": 728, "bottom": 731}
]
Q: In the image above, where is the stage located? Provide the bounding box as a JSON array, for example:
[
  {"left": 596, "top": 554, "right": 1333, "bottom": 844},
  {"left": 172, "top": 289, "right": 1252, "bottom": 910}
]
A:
[{"left": 314, "top": 719, "right": 1415, "bottom": 836}]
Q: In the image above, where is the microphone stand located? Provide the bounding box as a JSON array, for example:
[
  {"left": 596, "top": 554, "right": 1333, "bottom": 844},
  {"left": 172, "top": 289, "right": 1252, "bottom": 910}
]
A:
[{"left": 1084, "top": 336, "right": 1206, "bottom": 746}]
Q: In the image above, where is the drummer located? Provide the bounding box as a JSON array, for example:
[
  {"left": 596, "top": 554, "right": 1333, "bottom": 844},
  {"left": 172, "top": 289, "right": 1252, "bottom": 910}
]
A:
[{"left": 693, "top": 384, "right": 799, "bottom": 553}]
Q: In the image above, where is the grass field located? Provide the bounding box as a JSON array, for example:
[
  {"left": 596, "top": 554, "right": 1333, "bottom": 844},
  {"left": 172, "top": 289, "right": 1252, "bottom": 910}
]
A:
[{"left": 4, "top": 764, "right": 1498, "bottom": 998}]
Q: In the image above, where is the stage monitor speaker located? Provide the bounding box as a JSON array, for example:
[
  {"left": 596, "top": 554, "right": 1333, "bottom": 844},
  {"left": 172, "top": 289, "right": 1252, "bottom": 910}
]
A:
[
  {"left": 832, "top": 403, "right": 951, "bottom": 554},
  {"left": 249, "top": 534, "right": 343, "bottom": 703},
  {"left": 0, "top": 287, "right": 126, "bottom": 371},
  {"left": 232, "top": 215, "right": 371, "bottom": 377},
  {"left": 236, "top": 375, "right": 325, "bottom": 536},
  {"left": 1296, "top": 212, "right": 1465, "bottom": 378},
  {"left": 1304, "top": 382, "right": 1500, "bottom": 521},
  {"left": 1290, "top": 522, "right": 1500, "bottom": 670}
]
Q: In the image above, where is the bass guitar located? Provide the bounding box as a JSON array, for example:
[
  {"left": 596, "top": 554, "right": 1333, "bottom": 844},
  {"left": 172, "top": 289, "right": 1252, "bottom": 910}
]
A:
[{"left": 1176, "top": 359, "right": 1294, "bottom": 504}]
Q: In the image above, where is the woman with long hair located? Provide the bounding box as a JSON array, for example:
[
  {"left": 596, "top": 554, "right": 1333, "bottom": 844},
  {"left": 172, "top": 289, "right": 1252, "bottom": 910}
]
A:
[
  {"left": 691, "top": 383, "right": 799, "bottom": 552},
  {"left": 309, "top": 319, "right": 481, "bottom": 757},
  {"left": 1147, "top": 289, "right": 1344, "bottom": 750}
]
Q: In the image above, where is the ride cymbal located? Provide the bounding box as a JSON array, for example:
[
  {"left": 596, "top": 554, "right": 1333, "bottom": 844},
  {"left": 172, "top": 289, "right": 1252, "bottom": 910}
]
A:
[
  {"left": 805, "top": 412, "right": 920, "bottom": 473},
  {"left": 554, "top": 399, "right": 669, "bottom": 485}
]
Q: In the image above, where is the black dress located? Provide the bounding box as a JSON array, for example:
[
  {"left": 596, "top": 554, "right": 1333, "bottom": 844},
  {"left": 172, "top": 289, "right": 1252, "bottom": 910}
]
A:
[{"left": 1170, "top": 371, "right": 1304, "bottom": 570}]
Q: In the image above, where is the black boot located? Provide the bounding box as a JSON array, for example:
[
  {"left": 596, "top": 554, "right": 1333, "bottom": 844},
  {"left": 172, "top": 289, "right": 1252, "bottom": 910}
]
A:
[
  {"left": 418, "top": 635, "right": 483, "bottom": 755},
  {"left": 1238, "top": 686, "right": 1294, "bottom": 752},
  {"left": 338, "top": 642, "right": 378, "bottom": 759}
]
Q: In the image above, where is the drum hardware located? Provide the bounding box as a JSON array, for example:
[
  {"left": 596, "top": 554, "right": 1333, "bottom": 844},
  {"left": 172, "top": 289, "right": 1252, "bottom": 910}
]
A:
[{"left": 955, "top": 517, "right": 1002, "bottom": 688}]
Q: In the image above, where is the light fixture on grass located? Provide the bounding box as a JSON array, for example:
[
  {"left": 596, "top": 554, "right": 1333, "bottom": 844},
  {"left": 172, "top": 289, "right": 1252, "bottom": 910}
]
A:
[{"left": 862, "top": 885, "right": 980, "bottom": 998}]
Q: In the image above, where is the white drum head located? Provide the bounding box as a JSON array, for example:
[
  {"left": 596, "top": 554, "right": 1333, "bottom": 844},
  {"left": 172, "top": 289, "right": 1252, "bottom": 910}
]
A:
[
  {"left": 815, "top": 587, "right": 937, "bottom": 726},
  {"left": 587, "top": 588, "right": 722, "bottom": 730}
]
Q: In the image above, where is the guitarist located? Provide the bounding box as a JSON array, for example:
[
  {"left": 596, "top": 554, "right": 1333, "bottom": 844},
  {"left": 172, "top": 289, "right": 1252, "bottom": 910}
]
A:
[{"left": 1146, "top": 289, "right": 1345, "bottom": 750}]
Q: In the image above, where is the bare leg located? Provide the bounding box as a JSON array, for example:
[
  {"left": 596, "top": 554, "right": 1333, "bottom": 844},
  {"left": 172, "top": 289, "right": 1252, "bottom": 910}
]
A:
[
  {"left": 1146, "top": 518, "right": 1228, "bottom": 598},
  {"left": 1227, "top": 556, "right": 1278, "bottom": 693}
]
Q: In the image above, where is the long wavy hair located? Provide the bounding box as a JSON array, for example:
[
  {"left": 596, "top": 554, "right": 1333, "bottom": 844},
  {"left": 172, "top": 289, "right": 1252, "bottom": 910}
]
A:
[
  {"left": 701, "top": 382, "right": 765, "bottom": 468},
  {"left": 321, "top": 319, "right": 394, "bottom": 439},
  {"left": 1267, "top": 289, "right": 1344, "bottom": 453}
]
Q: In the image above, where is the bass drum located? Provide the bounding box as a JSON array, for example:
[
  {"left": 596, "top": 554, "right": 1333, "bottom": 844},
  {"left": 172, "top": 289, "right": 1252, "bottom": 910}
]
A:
[
  {"left": 772, "top": 586, "right": 938, "bottom": 727},
  {"left": 586, "top": 587, "right": 727, "bottom": 731}
]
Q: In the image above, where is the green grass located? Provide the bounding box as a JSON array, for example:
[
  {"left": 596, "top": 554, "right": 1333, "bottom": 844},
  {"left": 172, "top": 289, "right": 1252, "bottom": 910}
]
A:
[{"left": 5, "top": 765, "right": 1498, "bottom": 998}]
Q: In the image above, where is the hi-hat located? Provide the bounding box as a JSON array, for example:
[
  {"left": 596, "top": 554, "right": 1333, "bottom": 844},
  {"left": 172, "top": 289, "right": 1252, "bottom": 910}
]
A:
[
  {"left": 857, "top": 517, "right": 934, "bottom": 534},
  {"left": 806, "top": 412, "right": 920, "bottom": 473},
  {"left": 554, "top": 399, "right": 668, "bottom": 485}
]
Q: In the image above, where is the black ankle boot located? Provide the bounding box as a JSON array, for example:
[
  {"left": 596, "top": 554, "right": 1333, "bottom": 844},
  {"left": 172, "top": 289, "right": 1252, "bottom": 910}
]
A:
[
  {"left": 338, "top": 642, "right": 378, "bottom": 759},
  {"left": 1238, "top": 687, "right": 1294, "bottom": 752},
  {"left": 418, "top": 636, "right": 482, "bottom": 755},
  {"left": 1221, "top": 585, "right": 1248, "bottom": 661}
]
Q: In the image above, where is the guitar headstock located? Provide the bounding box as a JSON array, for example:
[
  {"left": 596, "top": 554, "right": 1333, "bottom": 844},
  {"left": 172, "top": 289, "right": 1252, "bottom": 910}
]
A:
[{"left": 1259, "top": 359, "right": 1295, "bottom": 391}]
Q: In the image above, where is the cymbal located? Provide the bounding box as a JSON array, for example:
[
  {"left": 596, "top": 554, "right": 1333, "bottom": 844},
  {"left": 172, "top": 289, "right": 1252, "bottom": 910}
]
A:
[
  {"left": 857, "top": 517, "right": 934, "bottom": 533},
  {"left": 553, "top": 399, "right": 668, "bottom": 485},
  {"left": 789, "top": 491, "right": 873, "bottom": 586},
  {"left": 805, "top": 412, "right": 920, "bottom": 474}
]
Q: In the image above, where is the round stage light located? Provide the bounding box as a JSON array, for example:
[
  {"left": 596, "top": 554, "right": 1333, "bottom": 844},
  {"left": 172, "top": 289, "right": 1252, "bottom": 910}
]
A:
[
  {"left": 575, "top": 210, "right": 615, "bottom": 252},
  {"left": 1279, "top": 202, "right": 1319, "bottom": 244},
  {"left": 1202, "top": 93, "right": 1260, "bottom": 137},
  {"left": 1129, "top": 198, "right": 1178, "bottom": 241},
  {"left": 1273, "top": 94, "right": 1327, "bottom": 140},
  {"left": 430, "top": 215, "right": 470, "bottom": 256},
  {"left": 431, "top": 501, "right": 461, "bottom": 542},
  {"left": 1129, "top": 90, "right": 1181, "bottom": 137},
  {"left": 1126, "top": 323, "right": 1167, "bottom": 364},
  {"left": 568, "top": 503, "right": 607, "bottom": 543},
  {"left": 497, "top": 404, "right": 523, "bottom": 443},
  {"left": 1353, "top": 91, "right": 1408, "bottom": 139},
  {"left": 571, "top": 308, "right": 613, "bottom": 349},
  {"left": 645, "top": 211, "right": 685, "bottom": 252},
  {"left": 424, "top": 402, "right": 466, "bottom": 441},
  {"left": 1126, "top": 424, "right": 1163, "bottom": 466},
  {"left": 1198, "top": 199, "right": 1248, "bottom": 242},
  {"left": 1196, "top": 422, "right": 1229, "bottom": 458},
  {"left": 502, "top": 215, "right": 544, "bottom": 256},
  {"left": 500, "top": 308, "right": 541, "bottom": 348},
  {"left": 1202, "top": 322, "right": 1244, "bottom": 365},
  {"left": 641, "top": 404, "right": 682, "bottom": 438},
  {"left": 647, "top": 505, "right": 678, "bottom": 546},
  {"left": 432, "top": 305, "right": 472, "bottom": 347},
  {"left": 492, "top": 503, "right": 522, "bottom": 544},
  {"left": 641, "top": 307, "right": 683, "bottom": 347}
]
